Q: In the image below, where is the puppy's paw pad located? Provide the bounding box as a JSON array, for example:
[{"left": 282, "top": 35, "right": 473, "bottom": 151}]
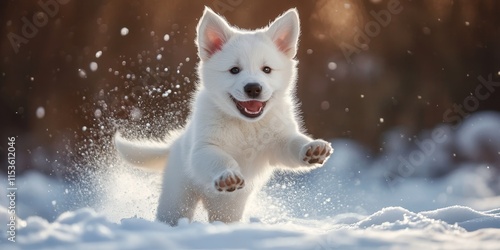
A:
[
  {"left": 214, "top": 170, "right": 245, "bottom": 192},
  {"left": 301, "top": 140, "right": 333, "bottom": 166}
]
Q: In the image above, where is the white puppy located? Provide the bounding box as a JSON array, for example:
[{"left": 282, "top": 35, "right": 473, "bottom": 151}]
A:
[{"left": 114, "top": 7, "right": 333, "bottom": 225}]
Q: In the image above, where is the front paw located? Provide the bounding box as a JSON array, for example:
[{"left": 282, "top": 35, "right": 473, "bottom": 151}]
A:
[
  {"left": 301, "top": 140, "right": 333, "bottom": 165},
  {"left": 214, "top": 170, "right": 245, "bottom": 192}
]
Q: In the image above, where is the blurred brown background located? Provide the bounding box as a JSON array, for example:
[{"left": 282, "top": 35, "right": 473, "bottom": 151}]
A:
[{"left": 1, "top": 0, "right": 499, "bottom": 174}]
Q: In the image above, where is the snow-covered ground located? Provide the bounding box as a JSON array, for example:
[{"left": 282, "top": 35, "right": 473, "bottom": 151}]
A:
[
  {"left": 1, "top": 203, "right": 499, "bottom": 249},
  {"left": 1, "top": 112, "right": 500, "bottom": 249}
]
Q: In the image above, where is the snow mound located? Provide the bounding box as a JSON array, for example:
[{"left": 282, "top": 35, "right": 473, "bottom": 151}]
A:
[
  {"left": 456, "top": 112, "right": 500, "bottom": 163},
  {"left": 356, "top": 207, "right": 464, "bottom": 232},
  {"left": 421, "top": 206, "right": 500, "bottom": 231},
  {"left": 2, "top": 204, "right": 500, "bottom": 249}
]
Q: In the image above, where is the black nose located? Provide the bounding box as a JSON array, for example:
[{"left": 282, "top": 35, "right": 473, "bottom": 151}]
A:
[{"left": 244, "top": 83, "right": 262, "bottom": 98}]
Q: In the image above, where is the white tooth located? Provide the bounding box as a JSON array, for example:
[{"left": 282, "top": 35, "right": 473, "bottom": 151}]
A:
[{"left": 244, "top": 107, "right": 262, "bottom": 115}]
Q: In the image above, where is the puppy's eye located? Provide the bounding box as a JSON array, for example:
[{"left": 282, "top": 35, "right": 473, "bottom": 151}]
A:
[
  {"left": 229, "top": 67, "right": 240, "bottom": 74},
  {"left": 262, "top": 66, "right": 272, "bottom": 74}
]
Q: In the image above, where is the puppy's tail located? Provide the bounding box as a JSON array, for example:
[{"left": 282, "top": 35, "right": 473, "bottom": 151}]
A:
[{"left": 114, "top": 132, "right": 171, "bottom": 171}]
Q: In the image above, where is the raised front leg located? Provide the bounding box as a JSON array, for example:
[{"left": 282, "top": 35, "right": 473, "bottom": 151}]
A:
[
  {"left": 300, "top": 139, "right": 333, "bottom": 165},
  {"left": 214, "top": 170, "right": 245, "bottom": 192},
  {"left": 273, "top": 133, "right": 333, "bottom": 169},
  {"left": 190, "top": 144, "right": 245, "bottom": 192}
]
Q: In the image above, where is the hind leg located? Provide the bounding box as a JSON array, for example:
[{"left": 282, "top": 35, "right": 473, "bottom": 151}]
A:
[
  {"left": 156, "top": 190, "right": 198, "bottom": 226},
  {"left": 156, "top": 164, "right": 199, "bottom": 226},
  {"left": 202, "top": 193, "right": 250, "bottom": 223}
]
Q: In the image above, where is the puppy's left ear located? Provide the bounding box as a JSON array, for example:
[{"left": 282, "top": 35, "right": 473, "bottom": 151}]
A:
[{"left": 265, "top": 8, "right": 300, "bottom": 59}]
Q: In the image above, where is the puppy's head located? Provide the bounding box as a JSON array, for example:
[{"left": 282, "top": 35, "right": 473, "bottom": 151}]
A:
[{"left": 196, "top": 7, "right": 300, "bottom": 121}]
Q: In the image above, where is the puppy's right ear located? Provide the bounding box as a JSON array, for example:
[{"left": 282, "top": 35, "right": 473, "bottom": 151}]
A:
[{"left": 196, "top": 7, "right": 234, "bottom": 61}]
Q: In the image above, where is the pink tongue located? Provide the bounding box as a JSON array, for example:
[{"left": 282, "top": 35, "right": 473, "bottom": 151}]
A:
[{"left": 240, "top": 101, "right": 263, "bottom": 112}]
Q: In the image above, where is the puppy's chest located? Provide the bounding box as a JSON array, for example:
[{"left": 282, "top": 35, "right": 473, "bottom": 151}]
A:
[{"left": 211, "top": 121, "right": 279, "bottom": 159}]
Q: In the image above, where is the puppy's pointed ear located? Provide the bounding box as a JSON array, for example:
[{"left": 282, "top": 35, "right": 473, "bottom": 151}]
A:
[
  {"left": 265, "top": 9, "right": 300, "bottom": 59},
  {"left": 196, "top": 7, "right": 234, "bottom": 61}
]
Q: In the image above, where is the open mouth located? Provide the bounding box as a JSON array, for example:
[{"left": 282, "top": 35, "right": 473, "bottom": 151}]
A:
[{"left": 230, "top": 95, "right": 267, "bottom": 118}]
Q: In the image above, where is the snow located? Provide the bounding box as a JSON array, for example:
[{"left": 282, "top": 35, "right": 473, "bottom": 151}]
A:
[
  {"left": 35, "top": 107, "right": 45, "bottom": 119},
  {"left": 456, "top": 112, "right": 500, "bottom": 163},
  {"left": 1, "top": 112, "right": 500, "bottom": 248},
  {"left": 77, "top": 69, "right": 87, "bottom": 79},
  {"left": 89, "top": 62, "right": 98, "bottom": 72},
  {"left": 328, "top": 62, "right": 337, "bottom": 70},
  {"left": 120, "top": 27, "right": 129, "bottom": 36},
  {"left": 94, "top": 109, "right": 102, "bottom": 118},
  {"left": 1, "top": 196, "right": 499, "bottom": 249}
]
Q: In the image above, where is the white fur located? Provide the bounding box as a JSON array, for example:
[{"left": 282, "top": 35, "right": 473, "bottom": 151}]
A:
[{"left": 114, "top": 7, "right": 333, "bottom": 225}]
